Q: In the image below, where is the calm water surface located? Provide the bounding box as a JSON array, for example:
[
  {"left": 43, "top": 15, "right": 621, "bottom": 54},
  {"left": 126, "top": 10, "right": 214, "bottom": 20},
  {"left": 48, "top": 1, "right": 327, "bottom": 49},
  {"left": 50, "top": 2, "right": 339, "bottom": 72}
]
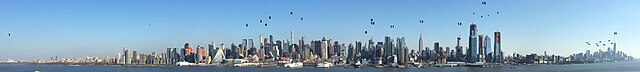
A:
[{"left": 2, "top": 61, "right": 640, "bottom": 72}]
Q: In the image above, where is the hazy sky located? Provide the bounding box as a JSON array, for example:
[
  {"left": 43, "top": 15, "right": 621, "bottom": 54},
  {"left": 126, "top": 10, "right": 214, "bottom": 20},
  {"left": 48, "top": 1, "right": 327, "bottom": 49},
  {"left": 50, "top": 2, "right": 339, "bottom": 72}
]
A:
[{"left": 1, "top": 0, "right": 639, "bottom": 60}]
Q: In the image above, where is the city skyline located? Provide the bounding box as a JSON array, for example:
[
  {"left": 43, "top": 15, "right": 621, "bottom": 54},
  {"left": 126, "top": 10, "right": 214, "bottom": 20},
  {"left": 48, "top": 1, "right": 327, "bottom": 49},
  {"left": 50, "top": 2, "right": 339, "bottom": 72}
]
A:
[{"left": 1, "top": 0, "right": 640, "bottom": 60}]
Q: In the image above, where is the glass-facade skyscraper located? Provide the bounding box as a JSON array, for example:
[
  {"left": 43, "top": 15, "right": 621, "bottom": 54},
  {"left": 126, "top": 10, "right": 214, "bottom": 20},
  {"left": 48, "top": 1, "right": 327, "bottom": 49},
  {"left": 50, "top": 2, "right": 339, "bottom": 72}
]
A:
[
  {"left": 494, "top": 32, "right": 502, "bottom": 63},
  {"left": 484, "top": 35, "right": 491, "bottom": 63},
  {"left": 467, "top": 24, "right": 478, "bottom": 63},
  {"left": 384, "top": 36, "right": 393, "bottom": 63}
]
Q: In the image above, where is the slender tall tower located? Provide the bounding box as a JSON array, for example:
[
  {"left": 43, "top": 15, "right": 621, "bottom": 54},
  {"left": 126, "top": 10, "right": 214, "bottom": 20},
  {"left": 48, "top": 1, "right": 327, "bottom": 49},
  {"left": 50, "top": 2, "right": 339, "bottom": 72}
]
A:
[
  {"left": 299, "top": 36, "right": 305, "bottom": 60},
  {"left": 270, "top": 35, "right": 274, "bottom": 49},
  {"left": 434, "top": 42, "right": 440, "bottom": 63},
  {"left": 613, "top": 43, "right": 616, "bottom": 56},
  {"left": 484, "top": 35, "right": 492, "bottom": 63},
  {"left": 494, "top": 31, "right": 502, "bottom": 63},
  {"left": 290, "top": 31, "right": 296, "bottom": 59},
  {"left": 419, "top": 34, "right": 424, "bottom": 59},
  {"left": 478, "top": 34, "right": 486, "bottom": 63},
  {"left": 264, "top": 38, "right": 270, "bottom": 53},
  {"left": 291, "top": 31, "right": 294, "bottom": 46},
  {"left": 455, "top": 36, "right": 464, "bottom": 61},
  {"left": 259, "top": 34, "right": 263, "bottom": 49},
  {"left": 467, "top": 24, "right": 478, "bottom": 63},
  {"left": 355, "top": 41, "right": 362, "bottom": 62}
]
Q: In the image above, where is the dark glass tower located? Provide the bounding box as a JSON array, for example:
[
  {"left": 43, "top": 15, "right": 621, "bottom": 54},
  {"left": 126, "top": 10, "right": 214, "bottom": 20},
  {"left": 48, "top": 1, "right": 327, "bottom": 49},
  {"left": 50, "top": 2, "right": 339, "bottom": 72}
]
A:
[
  {"left": 467, "top": 24, "right": 478, "bottom": 63},
  {"left": 494, "top": 32, "right": 502, "bottom": 63}
]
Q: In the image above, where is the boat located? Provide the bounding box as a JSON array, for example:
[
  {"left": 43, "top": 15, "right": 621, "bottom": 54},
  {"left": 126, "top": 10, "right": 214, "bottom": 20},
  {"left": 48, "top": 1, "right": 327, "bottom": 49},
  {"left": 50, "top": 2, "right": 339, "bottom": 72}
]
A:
[
  {"left": 466, "top": 62, "right": 490, "bottom": 67},
  {"left": 412, "top": 62, "right": 424, "bottom": 68},
  {"left": 432, "top": 64, "right": 458, "bottom": 67},
  {"left": 175, "top": 61, "right": 196, "bottom": 66},
  {"left": 284, "top": 62, "right": 303, "bottom": 68},
  {"left": 373, "top": 65, "right": 385, "bottom": 68},
  {"left": 396, "top": 65, "right": 406, "bottom": 68},
  {"left": 316, "top": 62, "right": 333, "bottom": 68},
  {"left": 233, "top": 63, "right": 260, "bottom": 67},
  {"left": 353, "top": 61, "right": 362, "bottom": 68}
]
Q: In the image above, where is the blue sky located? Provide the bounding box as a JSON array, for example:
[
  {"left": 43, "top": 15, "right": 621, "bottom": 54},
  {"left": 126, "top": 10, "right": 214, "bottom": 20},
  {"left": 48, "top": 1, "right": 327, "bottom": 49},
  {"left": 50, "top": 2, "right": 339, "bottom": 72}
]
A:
[{"left": 1, "top": 0, "right": 639, "bottom": 60}]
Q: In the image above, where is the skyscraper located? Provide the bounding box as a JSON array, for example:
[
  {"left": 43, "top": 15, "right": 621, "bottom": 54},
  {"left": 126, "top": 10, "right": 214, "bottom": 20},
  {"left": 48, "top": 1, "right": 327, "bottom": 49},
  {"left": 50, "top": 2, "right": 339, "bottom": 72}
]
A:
[
  {"left": 399, "top": 46, "right": 406, "bottom": 65},
  {"left": 167, "top": 48, "right": 177, "bottom": 65},
  {"left": 242, "top": 39, "right": 248, "bottom": 50},
  {"left": 484, "top": 35, "right": 492, "bottom": 63},
  {"left": 446, "top": 47, "right": 451, "bottom": 60},
  {"left": 419, "top": 34, "right": 424, "bottom": 61},
  {"left": 259, "top": 34, "right": 263, "bottom": 49},
  {"left": 312, "top": 40, "right": 321, "bottom": 58},
  {"left": 355, "top": 41, "right": 362, "bottom": 61},
  {"left": 369, "top": 38, "right": 375, "bottom": 55},
  {"left": 479, "top": 34, "right": 486, "bottom": 63},
  {"left": 270, "top": 35, "right": 274, "bottom": 49},
  {"left": 230, "top": 43, "right": 238, "bottom": 59},
  {"left": 467, "top": 24, "right": 478, "bottom": 63},
  {"left": 116, "top": 53, "right": 122, "bottom": 64},
  {"left": 123, "top": 48, "right": 130, "bottom": 64},
  {"left": 494, "top": 31, "right": 502, "bottom": 63},
  {"left": 348, "top": 43, "right": 355, "bottom": 64},
  {"left": 263, "top": 38, "right": 272, "bottom": 54},
  {"left": 327, "top": 39, "right": 334, "bottom": 58},
  {"left": 283, "top": 41, "right": 290, "bottom": 57},
  {"left": 321, "top": 37, "right": 328, "bottom": 60},
  {"left": 276, "top": 40, "right": 283, "bottom": 57},
  {"left": 184, "top": 43, "right": 194, "bottom": 63},
  {"left": 290, "top": 31, "right": 294, "bottom": 47},
  {"left": 263, "top": 38, "right": 270, "bottom": 54},
  {"left": 248, "top": 39, "right": 254, "bottom": 49},
  {"left": 397, "top": 37, "right": 406, "bottom": 58},
  {"left": 196, "top": 45, "right": 203, "bottom": 63},
  {"left": 339, "top": 43, "right": 346, "bottom": 57},
  {"left": 132, "top": 51, "right": 137, "bottom": 64},
  {"left": 383, "top": 36, "right": 394, "bottom": 63},
  {"left": 290, "top": 44, "right": 298, "bottom": 60},
  {"left": 208, "top": 42, "right": 216, "bottom": 63},
  {"left": 299, "top": 36, "right": 306, "bottom": 60},
  {"left": 334, "top": 41, "right": 341, "bottom": 57},
  {"left": 613, "top": 43, "right": 616, "bottom": 59},
  {"left": 434, "top": 42, "right": 441, "bottom": 63},
  {"left": 375, "top": 42, "right": 384, "bottom": 65},
  {"left": 289, "top": 31, "right": 296, "bottom": 60},
  {"left": 404, "top": 47, "right": 409, "bottom": 65},
  {"left": 180, "top": 48, "right": 185, "bottom": 62},
  {"left": 455, "top": 36, "right": 464, "bottom": 62}
]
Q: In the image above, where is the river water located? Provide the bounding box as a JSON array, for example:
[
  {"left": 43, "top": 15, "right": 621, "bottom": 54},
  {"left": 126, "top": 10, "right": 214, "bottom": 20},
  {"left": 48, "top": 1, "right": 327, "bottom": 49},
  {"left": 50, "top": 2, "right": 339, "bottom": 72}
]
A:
[{"left": 2, "top": 61, "right": 639, "bottom": 72}]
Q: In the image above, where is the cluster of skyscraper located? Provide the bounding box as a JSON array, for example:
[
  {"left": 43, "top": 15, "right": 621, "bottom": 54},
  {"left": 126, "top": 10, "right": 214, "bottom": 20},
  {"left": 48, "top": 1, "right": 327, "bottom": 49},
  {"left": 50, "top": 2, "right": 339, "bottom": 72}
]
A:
[
  {"left": 116, "top": 48, "right": 168, "bottom": 65},
  {"left": 113, "top": 24, "right": 506, "bottom": 66},
  {"left": 457, "top": 24, "right": 503, "bottom": 64},
  {"left": 569, "top": 43, "right": 635, "bottom": 62}
]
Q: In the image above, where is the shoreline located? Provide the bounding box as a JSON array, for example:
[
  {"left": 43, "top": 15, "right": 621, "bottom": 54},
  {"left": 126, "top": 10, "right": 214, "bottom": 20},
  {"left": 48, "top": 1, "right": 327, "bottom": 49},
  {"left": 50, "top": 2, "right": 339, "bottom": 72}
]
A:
[{"left": 3, "top": 60, "right": 636, "bottom": 68}]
